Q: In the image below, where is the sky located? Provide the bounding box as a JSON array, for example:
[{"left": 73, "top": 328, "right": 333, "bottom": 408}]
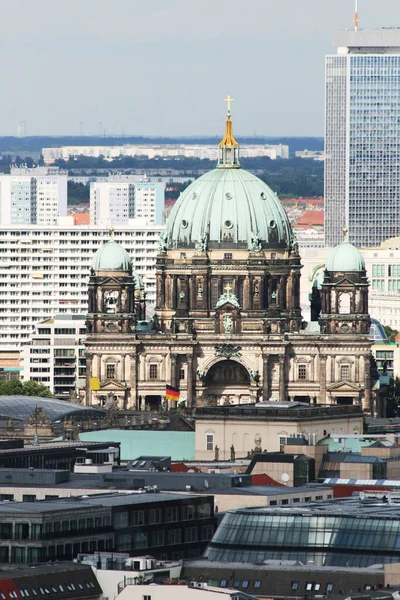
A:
[{"left": 0, "top": 0, "right": 398, "bottom": 137}]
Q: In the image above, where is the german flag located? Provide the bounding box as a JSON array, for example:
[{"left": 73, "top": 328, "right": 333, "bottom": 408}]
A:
[{"left": 166, "top": 385, "right": 180, "bottom": 401}]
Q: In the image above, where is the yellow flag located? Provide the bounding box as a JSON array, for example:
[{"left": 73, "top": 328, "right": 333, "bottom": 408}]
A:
[{"left": 90, "top": 378, "right": 100, "bottom": 391}]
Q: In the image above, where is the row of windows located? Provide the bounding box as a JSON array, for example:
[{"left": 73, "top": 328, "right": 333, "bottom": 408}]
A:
[{"left": 113, "top": 503, "right": 212, "bottom": 527}]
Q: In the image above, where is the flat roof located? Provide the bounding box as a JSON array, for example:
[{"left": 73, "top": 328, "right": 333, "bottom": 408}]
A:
[
  {"left": 333, "top": 29, "right": 400, "bottom": 50},
  {"left": 183, "top": 558, "right": 385, "bottom": 574},
  {"left": 0, "top": 491, "right": 209, "bottom": 514},
  {"left": 196, "top": 403, "right": 362, "bottom": 421}
]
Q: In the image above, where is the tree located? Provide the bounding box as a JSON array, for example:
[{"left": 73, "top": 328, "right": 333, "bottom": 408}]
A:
[
  {"left": 0, "top": 379, "right": 52, "bottom": 397},
  {"left": 383, "top": 325, "right": 398, "bottom": 343}
]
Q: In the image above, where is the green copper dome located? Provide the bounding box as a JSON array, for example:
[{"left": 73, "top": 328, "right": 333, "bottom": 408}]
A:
[
  {"left": 325, "top": 240, "right": 365, "bottom": 272},
  {"left": 92, "top": 238, "right": 132, "bottom": 272},
  {"left": 165, "top": 168, "right": 293, "bottom": 250}
]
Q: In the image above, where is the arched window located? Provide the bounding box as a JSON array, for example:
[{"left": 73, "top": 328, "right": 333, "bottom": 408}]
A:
[{"left": 339, "top": 292, "right": 351, "bottom": 314}]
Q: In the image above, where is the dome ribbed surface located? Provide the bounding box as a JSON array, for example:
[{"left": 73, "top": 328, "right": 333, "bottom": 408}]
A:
[
  {"left": 326, "top": 241, "right": 365, "bottom": 272},
  {"left": 92, "top": 239, "right": 132, "bottom": 272},
  {"left": 165, "top": 167, "right": 293, "bottom": 249}
]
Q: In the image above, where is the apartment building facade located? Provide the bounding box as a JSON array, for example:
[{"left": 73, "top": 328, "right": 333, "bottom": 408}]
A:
[
  {"left": 21, "top": 315, "right": 86, "bottom": 398},
  {"left": 0, "top": 167, "right": 67, "bottom": 226},
  {"left": 0, "top": 222, "right": 163, "bottom": 348},
  {"left": 90, "top": 180, "right": 165, "bottom": 226}
]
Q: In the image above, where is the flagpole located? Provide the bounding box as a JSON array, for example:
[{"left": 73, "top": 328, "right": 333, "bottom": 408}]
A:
[{"left": 354, "top": 0, "right": 359, "bottom": 32}]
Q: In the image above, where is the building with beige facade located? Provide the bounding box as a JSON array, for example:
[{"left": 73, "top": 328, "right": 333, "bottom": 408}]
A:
[
  {"left": 84, "top": 107, "right": 373, "bottom": 415},
  {"left": 194, "top": 402, "right": 363, "bottom": 461}
]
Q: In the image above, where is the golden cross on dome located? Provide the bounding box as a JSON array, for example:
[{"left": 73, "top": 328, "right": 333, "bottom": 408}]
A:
[
  {"left": 224, "top": 95, "right": 234, "bottom": 115},
  {"left": 224, "top": 283, "right": 233, "bottom": 296}
]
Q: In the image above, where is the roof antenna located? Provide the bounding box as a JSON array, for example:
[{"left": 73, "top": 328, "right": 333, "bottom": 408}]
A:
[{"left": 354, "top": 0, "right": 359, "bottom": 32}]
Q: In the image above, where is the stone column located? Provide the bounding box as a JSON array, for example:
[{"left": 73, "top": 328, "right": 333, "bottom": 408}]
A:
[
  {"left": 243, "top": 277, "right": 250, "bottom": 310},
  {"left": 279, "top": 353, "right": 286, "bottom": 401},
  {"left": 186, "top": 355, "right": 193, "bottom": 409},
  {"left": 364, "top": 353, "right": 372, "bottom": 414},
  {"left": 170, "top": 354, "right": 178, "bottom": 389},
  {"left": 286, "top": 274, "right": 292, "bottom": 309},
  {"left": 85, "top": 353, "right": 93, "bottom": 406},
  {"left": 129, "top": 354, "right": 138, "bottom": 409},
  {"left": 319, "top": 355, "right": 327, "bottom": 404},
  {"left": 262, "top": 355, "right": 270, "bottom": 401}
]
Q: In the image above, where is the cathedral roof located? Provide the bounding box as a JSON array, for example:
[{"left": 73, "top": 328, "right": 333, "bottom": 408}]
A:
[
  {"left": 164, "top": 101, "right": 293, "bottom": 250},
  {"left": 325, "top": 230, "right": 365, "bottom": 272},
  {"left": 92, "top": 234, "right": 132, "bottom": 272}
]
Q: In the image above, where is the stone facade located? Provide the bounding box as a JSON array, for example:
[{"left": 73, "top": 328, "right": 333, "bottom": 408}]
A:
[
  {"left": 84, "top": 241, "right": 371, "bottom": 412},
  {"left": 84, "top": 112, "right": 372, "bottom": 413}
]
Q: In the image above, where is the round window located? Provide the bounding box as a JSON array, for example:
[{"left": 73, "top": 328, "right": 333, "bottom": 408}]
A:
[
  {"left": 225, "top": 192, "right": 232, "bottom": 200},
  {"left": 341, "top": 323, "right": 350, "bottom": 333},
  {"left": 181, "top": 219, "right": 189, "bottom": 229},
  {"left": 224, "top": 220, "right": 233, "bottom": 229},
  {"left": 192, "top": 192, "right": 197, "bottom": 200},
  {"left": 269, "top": 220, "right": 277, "bottom": 229},
  {"left": 260, "top": 192, "right": 267, "bottom": 200}
]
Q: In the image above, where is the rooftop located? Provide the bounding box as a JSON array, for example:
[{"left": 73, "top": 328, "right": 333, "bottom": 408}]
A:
[
  {"left": 195, "top": 403, "right": 363, "bottom": 421},
  {"left": 230, "top": 496, "right": 400, "bottom": 518},
  {"left": 0, "top": 491, "right": 210, "bottom": 514}
]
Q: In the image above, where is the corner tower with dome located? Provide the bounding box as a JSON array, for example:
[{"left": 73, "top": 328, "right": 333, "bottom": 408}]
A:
[{"left": 85, "top": 104, "right": 373, "bottom": 417}]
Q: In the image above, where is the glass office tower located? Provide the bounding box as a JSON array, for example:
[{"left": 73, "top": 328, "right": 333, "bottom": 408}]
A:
[{"left": 325, "top": 30, "right": 400, "bottom": 248}]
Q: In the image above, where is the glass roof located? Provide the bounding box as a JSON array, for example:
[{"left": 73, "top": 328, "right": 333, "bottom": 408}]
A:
[
  {"left": 0, "top": 396, "right": 105, "bottom": 423},
  {"left": 370, "top": 318, "right": 390, "bottom": 344}
]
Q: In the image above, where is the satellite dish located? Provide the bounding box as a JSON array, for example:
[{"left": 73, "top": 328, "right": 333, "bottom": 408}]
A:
[{"left": 281, "top": 473, "right": 290, "bottom": 484}]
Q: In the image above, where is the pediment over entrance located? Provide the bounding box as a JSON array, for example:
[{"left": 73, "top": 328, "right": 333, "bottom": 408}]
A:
[
  {"left": 327, "top": 380, "right": 361, "bottom": 392},
  {"left": 100, "top": 380, "right": 127, "bottom": 390}
]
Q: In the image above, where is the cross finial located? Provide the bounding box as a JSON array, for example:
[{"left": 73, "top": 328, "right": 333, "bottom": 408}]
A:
[
  {"left": 224, "top": 95, "right": 234, "bottom": 117},
  {"left": 224, "top": 283, "right": 232, "bottom": 296}
]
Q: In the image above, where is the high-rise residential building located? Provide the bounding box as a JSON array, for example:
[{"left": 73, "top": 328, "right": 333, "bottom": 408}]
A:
[
  {"left": 0, "top": 221, "right": 163, "bottom": 348},
  {"left": 22, "top": 315, "right": 87, "bottom": 399},
  {"left": 0, "top": 167, "right": 67, "bottom": 226},
  {"left": 90, "top": 179, "right": 165, "bottom": 225},
  {"left": 90, "top": 181, "right": 135, "bottom": 225},
  {"left": 325, "top": 29, "right": 400, "bottom": 247}
]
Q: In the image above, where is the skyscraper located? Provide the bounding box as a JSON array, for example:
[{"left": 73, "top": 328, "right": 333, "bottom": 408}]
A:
[{"left": 325, "top": 29, "right": 400, "bottom": 247}]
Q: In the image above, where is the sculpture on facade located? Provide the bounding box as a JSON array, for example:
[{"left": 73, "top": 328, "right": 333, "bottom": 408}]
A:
[
  {"left": 197, "top": 369, "right": 206, "bottom": 382},
  {"left": 248, "top": 230, "right": 262, "bottom": 253},
  {"left": 157, "top": 231, "right": 168, "bottom": 252},
  {"left": 195, "top": 233, "right": 208, "bottom": 253},
  {"left": 223, "top": 314, "right": 233, "bottom": 333},
  {"left": 214, "top": 344, "right": 242, "bottom": 358},
  {"left": 214, "top": 445, "right": 220, "bottom": 461},
  {"left": 230, "top": 445, "right": 235, "bottom": 462},
  {"left": 250, "top": 369, "right": 260, "bottom": 383}
]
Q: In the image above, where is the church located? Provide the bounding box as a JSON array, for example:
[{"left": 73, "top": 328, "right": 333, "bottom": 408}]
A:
[{"left": 84, "top": 102, "right": 372, "bottom": 413}]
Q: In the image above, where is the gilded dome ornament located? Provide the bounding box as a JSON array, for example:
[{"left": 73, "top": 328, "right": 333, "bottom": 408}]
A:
[{"left": 164, "top": 98, "right": 293, "bottom": 250}]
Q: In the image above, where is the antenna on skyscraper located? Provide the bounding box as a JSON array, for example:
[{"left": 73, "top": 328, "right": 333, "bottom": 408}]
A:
[{"left": 354, "top": 0, "right": 359, "bottom": 31}]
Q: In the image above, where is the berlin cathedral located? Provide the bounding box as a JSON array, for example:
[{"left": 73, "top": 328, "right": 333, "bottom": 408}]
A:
[{"left": 85, "top": 103, "right": 372, "bottom": 412}]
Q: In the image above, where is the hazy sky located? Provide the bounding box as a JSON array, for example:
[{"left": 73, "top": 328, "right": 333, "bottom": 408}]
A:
[{"left": 0, "top": 0, "right": 398, "bottom": 137}]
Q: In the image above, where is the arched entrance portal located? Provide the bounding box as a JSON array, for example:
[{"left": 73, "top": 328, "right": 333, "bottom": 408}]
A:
[{"left": 205, "top": 360, "right": 251, "bottom": 406}]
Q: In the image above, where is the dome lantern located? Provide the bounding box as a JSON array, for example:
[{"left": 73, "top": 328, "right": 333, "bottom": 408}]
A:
[
  {"left": 218, "top": 95, "right": 240, "bottom": 169},
  {"left": 325, "top": 228, "right": 365, "bottom": 272},
  {"left": 92, "top": 229, "right": 132, "bottom": 272}
]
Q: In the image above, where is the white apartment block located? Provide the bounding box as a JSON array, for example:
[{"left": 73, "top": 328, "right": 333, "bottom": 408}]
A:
[
  {"left": 299, "top": 238, "right": 400, "bottom": 329},
  {"left": 0, "top": 167, "right": 67, "bottom": 226},
  {"left": 90, "top": 182, "right": 135, "bottom": 226},
  {"left": 42, "top": 143, "right": 289, "bottom": 163},
  {"left": 90, "top": 180, "right": 165, "bottom": 226},
  {"left": 0, "top": 221, "right": 163, "bottom": 348},
  {"left": 22, "top": 315, "right": 86, "bottom": 399}
]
